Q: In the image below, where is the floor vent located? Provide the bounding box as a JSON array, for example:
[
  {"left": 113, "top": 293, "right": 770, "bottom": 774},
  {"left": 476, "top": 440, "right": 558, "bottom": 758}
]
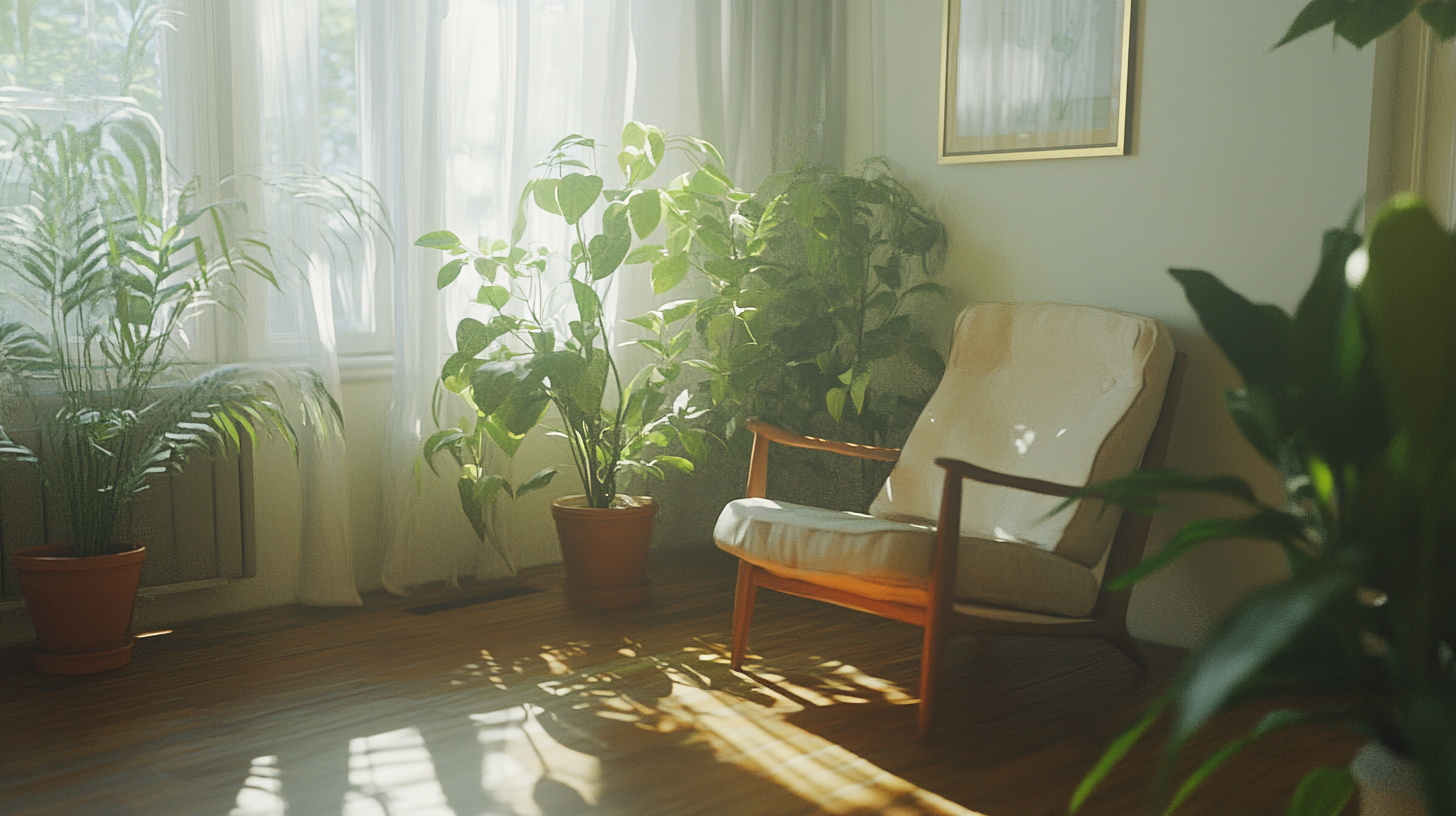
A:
[{"left": 404, "top": 585, "right": 542, "bottom": 615}]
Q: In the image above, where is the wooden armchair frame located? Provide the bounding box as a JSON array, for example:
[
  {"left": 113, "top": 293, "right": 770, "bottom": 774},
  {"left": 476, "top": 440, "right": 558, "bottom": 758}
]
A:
[{"left": 727, "top": 352, "right": 1188, "bottom": 738}]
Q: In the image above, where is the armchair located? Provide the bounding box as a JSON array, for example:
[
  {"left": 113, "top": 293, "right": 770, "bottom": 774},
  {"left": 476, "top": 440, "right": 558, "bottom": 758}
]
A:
[{"left": 714, "top": 302, "right": 1187, "bottom": 737}]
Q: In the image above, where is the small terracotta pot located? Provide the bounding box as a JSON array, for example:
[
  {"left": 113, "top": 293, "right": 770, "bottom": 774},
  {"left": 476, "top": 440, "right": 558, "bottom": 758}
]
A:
[
  {"left": 550, "top": 495, "right": 657, "bottom": 609},
  {"left": 12, "top": 543, "right": 146, "bottom": 674}
]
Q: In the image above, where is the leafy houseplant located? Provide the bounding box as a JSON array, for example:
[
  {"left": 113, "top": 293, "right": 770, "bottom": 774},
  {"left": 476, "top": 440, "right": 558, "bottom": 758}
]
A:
[
  {"left": 1068, "top": 198, "right": 1456, "bottom": 815},
  {"left": 0, "top": 107, "right": 346, "bottom": 672},
  {"left": 684, "top": 161, "right": 948, "bottom": 507},
  {"left": 417, "top": 123, "right": 741, "bottom": 603}
]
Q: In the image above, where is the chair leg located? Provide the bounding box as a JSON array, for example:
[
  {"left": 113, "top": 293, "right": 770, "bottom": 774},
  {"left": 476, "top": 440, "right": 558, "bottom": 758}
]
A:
[
  {"left": 1107, "top": 632, "right": 1149, "bottom": 671},
  {"left": 918, "top": 613, "right": 948, "bottom": 740},
  {"left": 730, "top": 560, "right": 758, "bottom": 670}
]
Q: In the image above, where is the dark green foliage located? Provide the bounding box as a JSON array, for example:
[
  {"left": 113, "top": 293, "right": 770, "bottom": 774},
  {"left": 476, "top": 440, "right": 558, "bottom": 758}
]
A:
[
  {"left": 687, "top": 161, "right": 948, "bottom": 500},
  {"left": 1068, "top": 199, "right": 1456, "bottom": 815}
]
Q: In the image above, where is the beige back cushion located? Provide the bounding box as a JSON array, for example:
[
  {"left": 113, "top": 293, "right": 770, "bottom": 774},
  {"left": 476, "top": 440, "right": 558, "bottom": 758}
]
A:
[{"left": 869, "top": 302, "right": 1174, "bottom": 567}]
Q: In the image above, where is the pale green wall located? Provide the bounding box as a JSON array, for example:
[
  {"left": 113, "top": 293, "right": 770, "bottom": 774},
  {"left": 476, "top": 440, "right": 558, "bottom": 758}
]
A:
[
  {"left": 850, "top": 0, "right": 1375, "bottom": 646},
  {"left": 0, "top": 0, "right": 1379, "bottom": 649}
]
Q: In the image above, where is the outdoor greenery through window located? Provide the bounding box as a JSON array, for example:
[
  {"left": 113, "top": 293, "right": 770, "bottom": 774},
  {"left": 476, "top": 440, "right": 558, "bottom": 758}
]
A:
[{"left": 0, "top": 0, "right": 161, "bottom": 116}]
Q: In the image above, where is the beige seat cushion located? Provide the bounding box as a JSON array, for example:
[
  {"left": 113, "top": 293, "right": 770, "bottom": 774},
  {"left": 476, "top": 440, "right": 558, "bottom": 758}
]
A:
[
  {"left": 870, "top": 302, "right": 1174, "bottom": 568},
  {"left": 715, "top": 498, "right": 1102, "bottom": 617}
]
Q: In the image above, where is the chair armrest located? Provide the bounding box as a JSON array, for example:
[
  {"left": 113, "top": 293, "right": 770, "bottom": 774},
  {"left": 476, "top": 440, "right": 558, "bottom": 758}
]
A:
[
  {"left": 743, "top": 419, "right": 901, "bottom": 499},
  {"left": 745, "top": 419, "right": 902, "bottom": 462},
  {"left": 933, "top": 457, "right": 1080, "bottom": 498}
]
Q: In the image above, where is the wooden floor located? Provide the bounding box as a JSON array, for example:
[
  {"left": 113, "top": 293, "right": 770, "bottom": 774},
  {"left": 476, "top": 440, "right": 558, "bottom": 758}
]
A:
[{"left": 1, "top": 549, "right": 1359, "bottom": 816}]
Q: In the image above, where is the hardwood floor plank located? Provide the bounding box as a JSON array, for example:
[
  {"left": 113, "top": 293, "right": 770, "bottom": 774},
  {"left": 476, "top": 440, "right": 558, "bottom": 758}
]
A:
[{"left": 1, "top": 549, "right": 1358, "bottom": 816}]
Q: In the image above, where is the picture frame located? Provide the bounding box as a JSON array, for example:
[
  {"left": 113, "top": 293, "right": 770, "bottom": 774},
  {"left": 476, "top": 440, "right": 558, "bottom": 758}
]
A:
[{"left": 939, "top": 0, "right": 1135, "bottom": 164}]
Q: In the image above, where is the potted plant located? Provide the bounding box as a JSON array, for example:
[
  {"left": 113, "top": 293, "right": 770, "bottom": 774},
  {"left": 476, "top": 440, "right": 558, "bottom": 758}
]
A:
[
  {"left": 418, "top": 123, "right": 742, "bottom": 608},
  {"left": 685, "top": 160, "right": 948, "bottom": 508},
  {"left": 1067, "top": 196, "right": 1456, "bottom": 815},
  {"left": 0, "top": 107, "right": 348, "bottom": 674}
]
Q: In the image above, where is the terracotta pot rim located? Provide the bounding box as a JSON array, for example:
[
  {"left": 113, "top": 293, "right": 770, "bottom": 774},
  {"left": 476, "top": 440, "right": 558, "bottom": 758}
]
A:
[
  {"left": 13, "top": 543, "right": 146, "bottom": 568},
  {"left": 550, "top": 494, "right": 658, "bottom": 518}
]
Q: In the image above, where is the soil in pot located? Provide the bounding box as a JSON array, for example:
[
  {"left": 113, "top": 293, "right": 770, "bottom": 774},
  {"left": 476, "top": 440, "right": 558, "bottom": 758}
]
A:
[
  {"left": 12, "top": 543, "right": 147, "bottom": 674},
  {"left": 550, "top": 495, "right": 656, "bottom": 609}
]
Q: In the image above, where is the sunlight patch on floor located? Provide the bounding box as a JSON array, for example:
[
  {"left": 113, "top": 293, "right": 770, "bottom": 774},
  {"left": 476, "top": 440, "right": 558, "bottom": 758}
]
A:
[{"left": 471, "top": 705, "right": 602, "bottom": 813}]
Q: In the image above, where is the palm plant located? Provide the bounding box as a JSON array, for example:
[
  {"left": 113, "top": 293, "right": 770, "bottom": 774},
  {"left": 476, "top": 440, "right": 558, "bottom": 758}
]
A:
[{"left": 0, "top": 105, "right": 343, "bottom": 558}]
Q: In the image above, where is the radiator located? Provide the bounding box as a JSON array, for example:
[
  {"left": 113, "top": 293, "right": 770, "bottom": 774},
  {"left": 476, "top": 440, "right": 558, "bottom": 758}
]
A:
[{"left": 0, "top": 433, "right": 255, "bottom": 601}]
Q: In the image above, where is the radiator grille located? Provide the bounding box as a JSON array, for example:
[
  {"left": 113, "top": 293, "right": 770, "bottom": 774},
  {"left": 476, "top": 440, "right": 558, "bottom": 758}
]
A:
[{"left": 0, "top": 436, "right": 255, "bottom": 601}]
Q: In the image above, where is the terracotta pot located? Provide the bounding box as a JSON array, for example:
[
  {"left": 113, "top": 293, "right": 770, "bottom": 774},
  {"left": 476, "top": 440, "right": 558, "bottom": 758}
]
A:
[
  {"left": 1352, "top": 741, "right": 1428, "bottom": 816},
  {"left": 550, "top": 494, "right": 657, "bottom": 609},
  {"left": 12, "top": 543, "right": 146, "bottom": 675}
]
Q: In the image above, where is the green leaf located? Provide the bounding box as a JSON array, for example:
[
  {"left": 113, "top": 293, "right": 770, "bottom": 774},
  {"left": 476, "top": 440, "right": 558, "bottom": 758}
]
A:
[
  {"left": 652, "top": 253, "right": 690, "bottom": 294},
  {"left": 1070, "top": 698, "right": 1170, "bottom": 813},
  {"left": 625, "top": 244, "right": 665, "bottom": 265},
  {"left": 1334, "top": 0, "right": 1418, "bottom": 48},
  {"left": 1286, "top": 766, "right": 1356, "bottom": 816},
  {"left": 628, "top": 188, "right": 662, "bottom": 238},
  {"left": 1062, "top": 469, "right": 1262, "bottom": 518},
  {"left": 469, "top": 361, "right": 524, "bottom": 417},
  {"left": 475, "top": 285, "right": 510, "bottom": 308},
  {"left": 493, "top": 380, "right": 550, "bottom": 435},
  {"left": 422, "top": 429, "right": 466, "bottom": 473},
  {"left": 1171, "top": 268, "right": 1293, "bottom": 394},
  {"left": 416, "top": 230, "right": 461, "bottom": 250},
  {"left": 688, "top": 167, "right": 728, "bottom": 198},
  {"left": 657, "top": 455, "right": 694, "bottom": 474},
  {"left": 437, "top": 258, "right": 467, "bottom": 290},
  {"left": 458, "top": 476, "right": 487, "bottom": 540},
  {"left": 850, "top": 369, "right": 870, "bottom": 414},
  {"left": 1224, "top": 387, "right": 1286, "bottom": 468},
  {"left": 904, "top": 345, "right": 945, "bottom": 380},
  {"left": 557, "top": 173, "right": 604, "bottom": 225},
  {"left": 1164, "top": 709, "right": 1311, "bottom": 815},
  {"left": 571, "top": 278, "right": 602, "bottom": 324},
  {"left": 533, "top": 178, "right": 562, "bottom": 215},
  {"left": 1360, "top": 195, "right": 1456, "bottom": 467},
  {"left": 791, "top": 181, "right": 820, "bottom": 227},
  {"left": 1275, "top": 0, "right": 1349, "bottom": 46},
  {"left": 472, "top": 473, "right": 509, "bottom": 509},
  {"left": 826, "top": 386, "right": 847, "bottom": 422},
  {"left": 704, "top": 257, "right": 750, "bottom": 284},
  {"left": 902, "top": 281, "right": 947, "bottom": 299},
  {"left": 1171, "top": 570, "right": 1355, "bottom": 749},
  {"left": 515, "top": 466, "right": 558, "bottom": 497},
  {"left": 1294, "top": 225, "right": 1376, "bottom": 467},
  {"left": 1420, "top": 0, "right": 1456, "bottom": 39},
  {"left": 1110, "top": 510, "right": 1307, "bottom": 590},
  {"left": 481, "top": 415, "right": 527, "bottom": 457},
  {"left": 454, "top": 317, "right": 497, "bottom": 357},
  {"left": 474, "top": 256, "right": 499, "bottom": 283},
  {"left": 659, "top": 299, "right": 697, "bottom": 325},
  {"left": 588, "top": 202, "right": 632, "bottom": 280}
]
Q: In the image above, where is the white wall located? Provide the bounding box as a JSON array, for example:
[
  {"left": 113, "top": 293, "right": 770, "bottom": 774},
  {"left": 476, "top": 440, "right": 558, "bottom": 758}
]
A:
[{"left": 851, "top": 0, "right": 1375, "bottom": 646}]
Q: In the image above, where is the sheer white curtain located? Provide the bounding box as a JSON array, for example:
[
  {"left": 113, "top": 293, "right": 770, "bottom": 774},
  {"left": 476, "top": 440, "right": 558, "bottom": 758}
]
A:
[
  {"left": 160, "top": 0, "right": 362, "bottom": 605},
  {"left": 373, "top": 0, "right": 848, "bottom": 593}
]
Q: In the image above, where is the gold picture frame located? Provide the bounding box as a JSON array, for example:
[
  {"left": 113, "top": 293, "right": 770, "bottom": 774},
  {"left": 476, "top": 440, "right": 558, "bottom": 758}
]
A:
[{"left": 939, "top": 0, "right": 1135, "bottom": 164}]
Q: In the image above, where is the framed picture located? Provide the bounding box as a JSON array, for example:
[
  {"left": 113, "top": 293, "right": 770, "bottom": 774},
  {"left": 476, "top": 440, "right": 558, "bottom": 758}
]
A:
[{"left": 939, "top": 0, "right": 1135, "bottom": 164}]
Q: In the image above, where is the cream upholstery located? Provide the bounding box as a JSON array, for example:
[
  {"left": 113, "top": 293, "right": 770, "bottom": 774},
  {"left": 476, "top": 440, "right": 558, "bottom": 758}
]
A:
[
  {"left": 870, "top": 302, "right": 1175, "bottom": 566},
  {"left": 716, "top": 498, "right": 1101, "bottom": 616},
  {"left": 714, "top": 302, "right": 1175, "bottom": 617}
]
